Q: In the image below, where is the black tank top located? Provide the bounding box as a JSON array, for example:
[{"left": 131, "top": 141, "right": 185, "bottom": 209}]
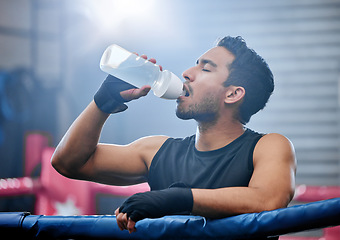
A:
[{"left": 148, "top": 128, "right": 264, "bottom": 191}]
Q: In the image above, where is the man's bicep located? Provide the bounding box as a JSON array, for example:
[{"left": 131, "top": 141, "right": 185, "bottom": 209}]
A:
[
  {"left": 250, "top": 133, "right": 296, "bottom": 209},
  {"left": 73, "top": 143, "right": 146, "bottom": 185},
  {"left": 78, "top": 136, "right": 169, "bottom": 186}
]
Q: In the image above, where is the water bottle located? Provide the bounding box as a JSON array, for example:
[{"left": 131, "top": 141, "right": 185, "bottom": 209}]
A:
[{"left": 100, "top": 44, "right": 185, "bottom": 99}]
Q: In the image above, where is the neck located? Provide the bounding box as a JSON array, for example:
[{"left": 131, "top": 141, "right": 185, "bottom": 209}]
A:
[{"left": 195, "top": 118, "right": 245, "bottom": 151}]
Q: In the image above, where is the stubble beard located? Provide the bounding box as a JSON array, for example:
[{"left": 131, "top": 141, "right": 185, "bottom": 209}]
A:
[{"left": 176, "top": 94, "right": 221, "bottom": 124}]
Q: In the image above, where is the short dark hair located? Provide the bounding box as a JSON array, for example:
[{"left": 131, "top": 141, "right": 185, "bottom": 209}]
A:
[{"left": 217, "top": 36, "right": 274, "bottom": 124}]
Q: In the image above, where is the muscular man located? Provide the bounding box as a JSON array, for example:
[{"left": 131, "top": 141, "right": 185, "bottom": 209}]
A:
[{"left": 51, "top": 36, "right": 296, "bottom": 235}]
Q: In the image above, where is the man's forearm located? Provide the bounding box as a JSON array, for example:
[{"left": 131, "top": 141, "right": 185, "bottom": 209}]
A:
[
  {"left": 51, "top": 101, "right": 109, "bottom": 176},
  {"left": 191, "top": 187, "right": 289, "bottom": 219}
]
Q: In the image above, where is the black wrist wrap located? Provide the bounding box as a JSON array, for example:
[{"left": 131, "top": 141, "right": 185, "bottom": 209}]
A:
[
  {"left": 94, "top": 75, "right": 136, "bottom": 114},
  {"left": 119, "top": 187, "right": 193, "bottom": 222}
]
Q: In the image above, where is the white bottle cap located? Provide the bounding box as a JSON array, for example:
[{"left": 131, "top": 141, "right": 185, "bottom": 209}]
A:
[{"left": 156, "top": 71, "right": 184, "bottom": 99}]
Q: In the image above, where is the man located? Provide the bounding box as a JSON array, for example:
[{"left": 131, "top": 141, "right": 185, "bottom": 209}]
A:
[{"left": 51, "top": 36, "right": 296, "bottom": 235}]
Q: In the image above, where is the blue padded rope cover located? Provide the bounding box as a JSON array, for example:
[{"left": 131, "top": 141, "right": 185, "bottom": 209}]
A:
[
  {"left": 1, "top": 198, "right": 340, "bottom": 239},
  {"left": 0, "top": 212, "right": 29, "bottom": 229},
  {"left": 0, "top": 212, "right": 31, "bottom": 237}
]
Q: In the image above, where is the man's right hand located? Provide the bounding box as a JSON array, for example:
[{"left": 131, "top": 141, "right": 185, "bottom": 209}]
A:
[
  {"left": 119, "top": 54, "right": 162, "bottom": 101},
  {"left": 119, "top": 85, "right": 151, "bottom": 102},
  {"left": 94, "top": 54, "right": 161, "bottom": 114}
]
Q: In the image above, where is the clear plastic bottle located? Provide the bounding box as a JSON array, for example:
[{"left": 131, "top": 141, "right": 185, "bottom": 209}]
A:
[{"left": 100, "top": 44, "right": 184, "bottom": 99}]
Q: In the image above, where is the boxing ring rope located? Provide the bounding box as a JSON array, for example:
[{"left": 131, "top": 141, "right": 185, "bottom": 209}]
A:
[
  {"left": 1, "top": 198, "right": 340, "bottom": 239},
  {"left": 1, "top": 133, "right": 340, "bottom": 239}
]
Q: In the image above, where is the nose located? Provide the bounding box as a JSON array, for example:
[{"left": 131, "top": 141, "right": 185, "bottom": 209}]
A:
[{"left": 182, "top": 67, "right": 195, "bottom": 82}]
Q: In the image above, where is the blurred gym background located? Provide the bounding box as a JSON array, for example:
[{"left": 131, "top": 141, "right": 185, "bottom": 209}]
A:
[{"left": 0, "top": 0, "right": 340, "bottom": 214}]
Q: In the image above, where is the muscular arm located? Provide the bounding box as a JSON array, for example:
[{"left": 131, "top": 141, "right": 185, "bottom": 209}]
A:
[
  {"left": 191, "top": 133, "right": 296, "bottom": 218},
  {"left": 51, "top": 101, "right": 109, "bottom": 179},
  {"left": 52, "top": 55, "right": 166, "bottom": 185},
  {"left": 52, "top": 99, "right": 168, "bottom": 186}
]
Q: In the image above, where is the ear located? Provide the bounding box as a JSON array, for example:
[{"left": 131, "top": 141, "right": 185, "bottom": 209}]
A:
[{"left": 224, "top": 86, "right": 245, "bottom": 104}]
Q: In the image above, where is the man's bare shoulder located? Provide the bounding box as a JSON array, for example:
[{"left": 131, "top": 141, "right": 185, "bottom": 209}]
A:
[
  {"left": 254, "top": 133, "right": 296, "bottom": 165},
  {"left": 131, "top": 135, "right": 170, "bottom": 148},
  {"left": 130, "top": 135, "right": 170, "bottom": 168},
  {"left": 257, "top": 133, "right": 294, "bottom": 149}
]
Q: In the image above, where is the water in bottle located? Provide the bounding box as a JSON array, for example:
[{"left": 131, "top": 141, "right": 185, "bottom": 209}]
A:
[{"left": 100, "top": 44, "right": 184, "bottom": 99}]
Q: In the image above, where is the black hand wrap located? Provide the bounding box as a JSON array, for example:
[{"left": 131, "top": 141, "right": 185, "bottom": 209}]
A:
[
  {"left": 94, "top": 75, "right": 137, "bottom": 114},
  {"left": 118, "top": 187, "right": 193, "bottom": 222}
]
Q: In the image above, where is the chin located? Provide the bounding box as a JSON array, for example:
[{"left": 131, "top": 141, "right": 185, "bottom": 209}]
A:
[{"left": 175, "top": 108, "right": 193, "bottom": 120}]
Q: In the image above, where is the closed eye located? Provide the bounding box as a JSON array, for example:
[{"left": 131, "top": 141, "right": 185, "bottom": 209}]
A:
[{"left": 202, "top": 68, "right": 211, "bottom": 72}]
